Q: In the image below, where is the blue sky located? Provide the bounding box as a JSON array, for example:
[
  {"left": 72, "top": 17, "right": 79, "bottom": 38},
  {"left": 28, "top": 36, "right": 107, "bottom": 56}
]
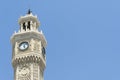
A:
[{"left": 0, "top": 0, "right": 119, "bottom": 80}]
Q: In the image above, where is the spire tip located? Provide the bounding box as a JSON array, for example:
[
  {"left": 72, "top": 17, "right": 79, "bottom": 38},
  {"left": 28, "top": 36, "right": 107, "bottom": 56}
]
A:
[{"left": 27, "top": 9, "right": 32, "bottom": 14}]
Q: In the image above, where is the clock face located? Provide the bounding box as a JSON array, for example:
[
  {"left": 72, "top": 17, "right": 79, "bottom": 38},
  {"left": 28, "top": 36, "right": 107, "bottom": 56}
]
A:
[{"left": 19, "top": 42, "right": 29, "bottom": 51}]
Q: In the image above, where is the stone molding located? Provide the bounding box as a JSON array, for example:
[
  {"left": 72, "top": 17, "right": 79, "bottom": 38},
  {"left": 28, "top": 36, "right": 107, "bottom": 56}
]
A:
[
  {"left": 11, "top": 31, "right": 47, "bottom": 48},
  {"left": 12, "top": 55, "right": 46, "bottom": 70}
]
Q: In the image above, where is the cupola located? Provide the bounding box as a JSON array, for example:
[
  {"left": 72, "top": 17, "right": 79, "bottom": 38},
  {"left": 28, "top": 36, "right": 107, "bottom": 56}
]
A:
[{"left": 18, "top": 9, "right": 40, "bottom": 32}]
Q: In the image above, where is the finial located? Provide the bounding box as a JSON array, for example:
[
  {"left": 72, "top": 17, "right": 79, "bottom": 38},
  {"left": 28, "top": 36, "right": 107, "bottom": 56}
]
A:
[{"left": 27, "top": 9, "right": 32, "bottom": 14}]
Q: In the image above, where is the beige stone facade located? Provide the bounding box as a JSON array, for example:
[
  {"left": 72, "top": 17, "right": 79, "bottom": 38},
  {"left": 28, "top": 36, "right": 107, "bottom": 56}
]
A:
[{"left": 11, "top": 12, "right": 47, "bottom": 80}]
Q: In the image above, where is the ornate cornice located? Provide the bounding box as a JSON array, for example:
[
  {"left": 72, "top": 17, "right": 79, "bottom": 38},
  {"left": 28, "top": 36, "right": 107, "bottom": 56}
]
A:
[
  {"left": 11, "top": 31, "right": 47, "bottom": 48},
  {"left": 12, "top": 55, "right": 46, "bottom": 70}
]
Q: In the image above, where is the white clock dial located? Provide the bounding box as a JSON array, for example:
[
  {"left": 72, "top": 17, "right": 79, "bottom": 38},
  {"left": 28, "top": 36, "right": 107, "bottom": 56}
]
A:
[{"left": 19, "top": 42, "right": 29, "bottom": 50}]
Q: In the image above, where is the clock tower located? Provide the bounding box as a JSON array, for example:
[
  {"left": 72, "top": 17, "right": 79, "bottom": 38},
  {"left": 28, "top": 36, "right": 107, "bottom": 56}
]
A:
[{"left": 11, "top": 10, "right": 47, "bottom": 80}]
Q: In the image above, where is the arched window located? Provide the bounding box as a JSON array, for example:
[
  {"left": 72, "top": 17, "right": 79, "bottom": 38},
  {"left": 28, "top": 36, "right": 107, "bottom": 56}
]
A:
[
  {"left": 27, "top": 21, "right": 30, "bottom": 30},
  {"left": 42, "top": 47, "right": 46, "bottom": 57},
  {"left": 23, "top": 22, "right": 26, "bottom": 31}
]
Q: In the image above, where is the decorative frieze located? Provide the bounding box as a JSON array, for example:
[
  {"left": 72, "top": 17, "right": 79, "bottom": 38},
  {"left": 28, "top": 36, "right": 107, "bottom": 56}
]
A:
[
  {"left": 33, "top": 63, "right": 38, "bottom": 80},
  {"left": 18, "top": 63, "right": 31, "bottom": 80}
]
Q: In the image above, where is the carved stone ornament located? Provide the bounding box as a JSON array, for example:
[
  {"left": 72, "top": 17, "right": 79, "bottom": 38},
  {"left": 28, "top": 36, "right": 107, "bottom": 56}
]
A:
[
  {"left": 31, "top": 39, "right": 40, "bottom": 51},
  {"left": 18, "top": 64, "right": 31, "bottom": 80},
  {"left": 34, "top": 41, "right": 39, "bottom": 51}
]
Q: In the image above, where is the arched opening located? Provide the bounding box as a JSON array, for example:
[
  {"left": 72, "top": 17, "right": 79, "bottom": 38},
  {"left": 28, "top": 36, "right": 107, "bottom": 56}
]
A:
[
  {"left": 23, "top": 22, "right": 26, "bottom": 31},
  {"left": 42, "top": 47, "right": 46, "bottom": 58},
  {"left": 27, "top": 21, "right": 30, "bottom": 30}
]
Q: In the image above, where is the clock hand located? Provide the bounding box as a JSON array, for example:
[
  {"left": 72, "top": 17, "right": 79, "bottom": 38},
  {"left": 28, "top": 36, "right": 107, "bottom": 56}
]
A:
[{"left": 24, "top": 44, "right": 26, "bottom": 48}]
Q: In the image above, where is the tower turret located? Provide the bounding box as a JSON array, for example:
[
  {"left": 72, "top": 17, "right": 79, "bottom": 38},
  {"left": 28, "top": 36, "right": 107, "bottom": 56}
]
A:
[
  {"left": 11, "top": 10, "right": 47, "bottom": 80},
  {"left": 18, "top": 10, "right": 40, "bottom": 32}
]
